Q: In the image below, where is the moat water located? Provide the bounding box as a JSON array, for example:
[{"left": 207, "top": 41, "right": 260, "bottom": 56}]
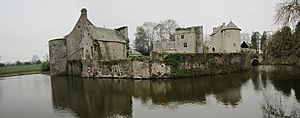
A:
[{"left": 1, "top": 65, "right": 300, "bottom": 118}]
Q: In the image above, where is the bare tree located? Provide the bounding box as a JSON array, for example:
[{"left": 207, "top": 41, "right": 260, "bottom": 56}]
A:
[
  {"left": 134, "top": 19, "right": 179, "bottom": 55},
  {"left": 275, "top": 0, "right": 300, "bottom": 27},
  {"left": 155, "top": 19, "right": 179, "bottom": 41},
  {"left": 32, "top": 55, "right": 39, "bottom": 64},
  {"left": 43, "top": 53, "right": 49, "bottom": 62},
  {"left": 142, "top": 22, "right": 158, "bottom": 53}
]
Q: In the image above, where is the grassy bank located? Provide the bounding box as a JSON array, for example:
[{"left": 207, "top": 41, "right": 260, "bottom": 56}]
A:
[{"left": 0, "top": 64, "right": 42, "bottom": 77}]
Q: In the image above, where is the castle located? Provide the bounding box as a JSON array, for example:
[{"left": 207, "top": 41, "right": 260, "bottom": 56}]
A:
[
  {"left": 49, "top": 9, "right": 250, "bottom": 79},
  {"left": 49, "top": 8, "right": 129, "bottom": 76}
]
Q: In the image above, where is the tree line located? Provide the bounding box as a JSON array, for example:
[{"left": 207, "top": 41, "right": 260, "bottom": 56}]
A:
[
  {"left": 0, "top": 54, "right": 50, "bottom": 72},
  {"left": 264, "top": 0, "right": 300, "bottom": 58},
  {"left": 266, "top": 22, "right": 300, "bottom": 58}
]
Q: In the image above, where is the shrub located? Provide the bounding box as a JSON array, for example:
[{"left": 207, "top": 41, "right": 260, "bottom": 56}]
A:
[{"left": 41, "top": 61, "right": 50, "bottom": 72}]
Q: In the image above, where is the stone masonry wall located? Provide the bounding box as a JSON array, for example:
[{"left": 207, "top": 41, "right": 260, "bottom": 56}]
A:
[
  {"left": 150, "top": 52, "right": 251, "bottom": 78},
  {"left": 49, "top": 39, "right": 67, "bottom": 75},
  {"left": 80, "top": 52, "right": 250, "bottom": 79}
]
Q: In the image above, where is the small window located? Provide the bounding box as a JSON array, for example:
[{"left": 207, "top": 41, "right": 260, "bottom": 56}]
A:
[
  {"left": 77, "top": 26, "right": 81, "bottom": 29},
  {"left": 212, "top": 47, "right": 215, "bottom": 52},
  {"left": 181, "top": 35, "right": 184, "bottom": 39},
  {"left": 184, "top": 43, "right": 187, "bottom": 47}
]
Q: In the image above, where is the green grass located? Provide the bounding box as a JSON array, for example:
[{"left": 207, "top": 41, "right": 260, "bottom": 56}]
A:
[{"left": 0, "top": 64, "right": 42, "bottom": 76}]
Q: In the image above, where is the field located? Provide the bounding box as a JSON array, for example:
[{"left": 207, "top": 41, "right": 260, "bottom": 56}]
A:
[{"left": 0, "top": 64, "right": 42, "bottom": 77}]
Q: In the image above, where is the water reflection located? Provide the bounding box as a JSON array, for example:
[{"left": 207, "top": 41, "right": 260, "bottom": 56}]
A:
[
  {"left": 50, "top": 66, "right": 300, "bottom": 118},
  {"left": 51, "top": 72, "right": 250, "bottom": 118}
]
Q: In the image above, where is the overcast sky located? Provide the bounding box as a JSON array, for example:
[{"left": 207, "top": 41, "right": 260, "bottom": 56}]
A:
[{"left": 0, "top": 0, "right": 281, "bottom": 63}]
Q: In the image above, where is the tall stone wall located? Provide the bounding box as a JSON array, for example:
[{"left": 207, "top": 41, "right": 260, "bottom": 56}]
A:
[
  {"left": 67, "top": 60, "right": 82, "bottom": 76},
  {"left": 84, "top": 53, "right": 250, "bottom": 79},
  {"left": 49, "top": 38, "right": 67, "bottom": 75}
]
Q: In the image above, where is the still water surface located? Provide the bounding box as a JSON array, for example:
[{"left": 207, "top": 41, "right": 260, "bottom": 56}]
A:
[{"left": 1, "top": 66, "right": 300, "bottom": 118}]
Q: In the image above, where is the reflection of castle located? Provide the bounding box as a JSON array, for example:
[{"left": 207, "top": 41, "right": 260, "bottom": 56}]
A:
[
  {"left": 51, "top": 77, "right": 133, "bottom": 118},
  {"left": 51, "top": 73, "right": 248, "bottom": 117}
]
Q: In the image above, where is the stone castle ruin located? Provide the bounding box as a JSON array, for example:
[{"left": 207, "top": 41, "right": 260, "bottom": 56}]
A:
[{"left": 49, "top": 8, "right": 129, "bottom": 76}]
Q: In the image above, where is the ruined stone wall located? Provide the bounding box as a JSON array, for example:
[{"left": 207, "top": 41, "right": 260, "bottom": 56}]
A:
[
  {"left": 80, "top": 52, "right": 250, "bottom": 79},
  {"left": 67, "top": 60, "right": 82, "bottom": 76},
  {"left": 150, "top": 52, "right": 251, "bottom": 78},
  {"left": 92, "top": 59, "right": 133, "bottom": 78},
  {"left": 49, "top": 38, "right": 67, "bottom": 75}
]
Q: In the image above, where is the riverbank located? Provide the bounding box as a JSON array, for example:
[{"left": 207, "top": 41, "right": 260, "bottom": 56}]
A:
[
  {"left": 261, "top": 55, "right": 300, "bottom": 66},
  {"left": 0, "top": 64, "right": 43, "bottom": 77}
]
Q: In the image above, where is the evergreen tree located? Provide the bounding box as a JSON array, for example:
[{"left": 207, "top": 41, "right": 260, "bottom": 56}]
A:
[
  {"left": 266, "top": 26, "right": 293, "bottom": 57},
  {"left": 134, "top": 26, "right": 149, "bottom": 55},
  {"left": 251, "top": 32, "right": 260, "bottom": 53},
  {"left": 293, "top": 21, "right": 300, "bottom": 56},
  {"left": 260, "top": 31, "right": 268, "bottom": 53}
]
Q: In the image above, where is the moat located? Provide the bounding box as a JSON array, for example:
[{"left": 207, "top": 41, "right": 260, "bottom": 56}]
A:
[{"left": 1, "top": 65, "right": 300, "bottom": 118}]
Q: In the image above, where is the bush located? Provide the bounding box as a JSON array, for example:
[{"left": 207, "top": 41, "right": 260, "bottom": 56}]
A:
[{"left": 41, "top": 61, "right": 50, "bottom": 72}]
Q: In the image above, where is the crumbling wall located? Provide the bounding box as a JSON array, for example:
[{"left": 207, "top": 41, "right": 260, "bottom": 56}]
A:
[
  {"left": 80, "top": 52, "right": 250, "bottom": 79},
  {"left": 92, "top": 59, "right": 133, "bottom": 78},
  {"left": 67, "top": 60, "right": 82, "bottom": 76},
  {"left": 150, "top": 52, "right": 251, "bottom": 78},
  {"left": 49, "top": 38, "right": 67, "bottom": 75},
  {"left": 132, "top": 61, "right": 150, "bottom": 78}
]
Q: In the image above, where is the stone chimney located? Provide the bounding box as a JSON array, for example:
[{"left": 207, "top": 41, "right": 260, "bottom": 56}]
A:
[{"left": 81, "top": 8, "right": 87, "bottom": 16}]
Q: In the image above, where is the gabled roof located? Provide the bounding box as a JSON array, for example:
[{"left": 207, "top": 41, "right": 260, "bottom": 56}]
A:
[
  {"left": 240, "top": 41, "right": 250, "bottom": 48},
  {"left": 210, "top": 25, "right": 224, "bottom": 36},
  {"left": 86, "top": 26, "right": 127, "bottom": 43}
]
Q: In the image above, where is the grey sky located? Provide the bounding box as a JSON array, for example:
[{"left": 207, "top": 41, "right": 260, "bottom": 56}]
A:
[{"left": 0, "top": 0, "right": 280, "bottom": 63}]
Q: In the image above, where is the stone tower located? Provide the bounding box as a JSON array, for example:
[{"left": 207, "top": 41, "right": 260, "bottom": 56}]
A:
[
  {"left": 210, "top": 21, "right": 241, "bottom": 53},
  {"left": 175, "top": 26, "right": 204, "bottom": 53}
]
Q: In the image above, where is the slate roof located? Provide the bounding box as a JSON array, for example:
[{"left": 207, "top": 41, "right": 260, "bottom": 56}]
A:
[
  {"left": 86, "top": 26, "right": 127, "bottom": 43},
  {"left": 240, "top": 41, "right": 250, "bottom": 48}
]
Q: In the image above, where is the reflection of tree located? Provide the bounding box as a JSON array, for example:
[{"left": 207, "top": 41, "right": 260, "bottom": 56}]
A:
[
  {"left": 261, "top": 86, "right": 300, "bottom": 117},
  {"left": 266, "top": 66, "right": 300, "bottom": 101},
  {"left": 259, "top": 66, "right": 300, "bottom": 117}
]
